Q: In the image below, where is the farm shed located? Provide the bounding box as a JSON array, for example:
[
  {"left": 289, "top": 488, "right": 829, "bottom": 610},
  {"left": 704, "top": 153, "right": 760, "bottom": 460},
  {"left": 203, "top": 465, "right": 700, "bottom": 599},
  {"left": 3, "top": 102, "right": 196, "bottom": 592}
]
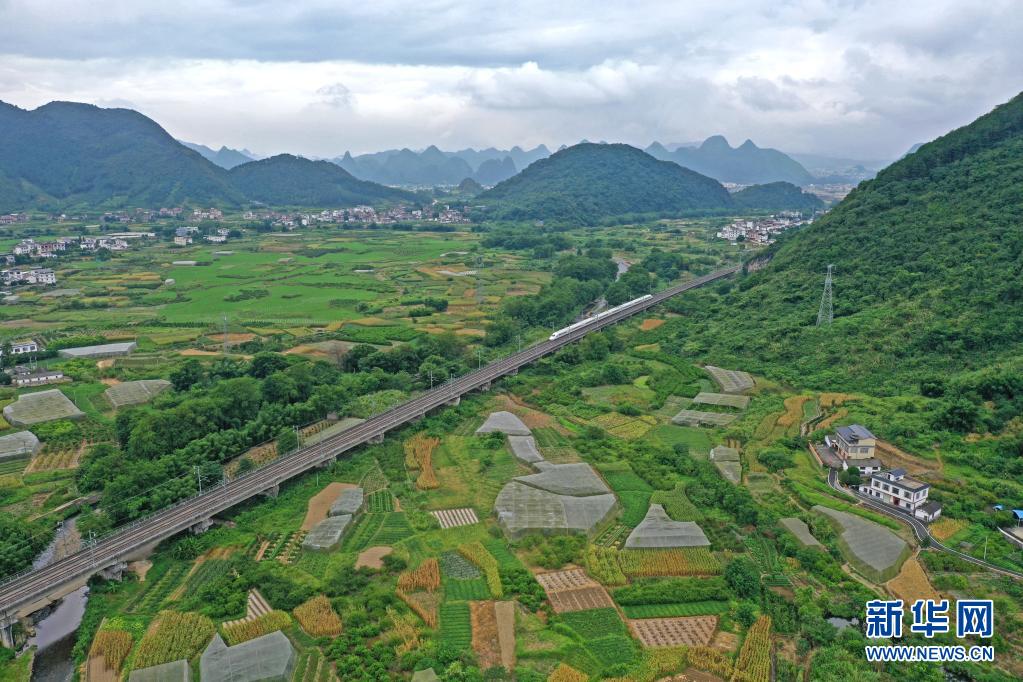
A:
[
  {"left": 475, "top": 411, "right": 531, "bottom": 436},
  {"left": 201, "top": 632, "right": 296, "bottom": 682},
  {"left": 104, "top": 379, "right": 172, "bottom": 408},
  {"left": 0, "top": 430, "right": 40, "bottom": 460},
  {"left": 302, "top": 514, "right": 353, "bottom": 551},
  {"left": 328, "top": 487, "right": 364, "bottom": 517},
  {"left": 128, "top": 659, "right": 191, "bottom": 682},
  {"left": 58, "top": 340, "right": 137, "bottom": 359},
  {"left": 625, "top": 504, "right": 710, "bottom": 549},
  {"left": 3, "top": 389, "right": 84, "bottom": 426},
  {"left": 671, "top": 410, "right": 738, "bottom": 427}
]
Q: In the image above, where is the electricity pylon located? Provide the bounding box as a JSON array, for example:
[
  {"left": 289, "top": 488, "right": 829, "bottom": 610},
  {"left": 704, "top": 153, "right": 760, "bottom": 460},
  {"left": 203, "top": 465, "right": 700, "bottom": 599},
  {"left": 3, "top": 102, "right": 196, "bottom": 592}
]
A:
[{"left": 816, "top": 264, "right": 834, "bottom": 327}]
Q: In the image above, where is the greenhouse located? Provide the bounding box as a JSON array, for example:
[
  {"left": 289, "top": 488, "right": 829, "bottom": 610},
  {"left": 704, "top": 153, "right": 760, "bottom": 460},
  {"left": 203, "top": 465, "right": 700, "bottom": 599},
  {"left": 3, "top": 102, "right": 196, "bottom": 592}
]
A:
[
  {"left": 495, "top": 481, "right": 618, "bottom": 540},
  {"left": 625, "top": 504, "right": 711, "bottom": 548},
  {"left": 329, "top": 487, "right": 364, "bottom": 517},
  {"left": 475, "top": 411, "right": 531, "bottom": 436},
  {"left": 200, "top": 632, "right": 296, "bottom": 682},
  {"left": 710, "top": 445, "right": 742, "bottom": 484},
  {"left": 127, "top": 660, "right": 191, "bottom": 682},
  {"left": 692, "top": 392, "right": 750, "bottom": 409},
  {"left": 508, "top": 435, "right": 544, "bottom": 464},
  {"left": 516, "top": 463, "right": 612, "bottom": 497},
  {"left": 779, "top": 517, "right": 823, "bottom": 548},
  {"left": 57, "top": 340, "right": 137, "bottom": 358},
  {"left": 104, "top": 379, "right": 172, "bottom": 408},
  {"left": 3, "top": 389, "right": 84, "bottom": 426},
  {"left": 0, "top": 430, "right": 40, "bottom": 460},
  {"left": 302, "top": 514, "right": 353, "bottom": 551},
  {"left": 813, "top": 505, "right": 909, "bottom": 582}
]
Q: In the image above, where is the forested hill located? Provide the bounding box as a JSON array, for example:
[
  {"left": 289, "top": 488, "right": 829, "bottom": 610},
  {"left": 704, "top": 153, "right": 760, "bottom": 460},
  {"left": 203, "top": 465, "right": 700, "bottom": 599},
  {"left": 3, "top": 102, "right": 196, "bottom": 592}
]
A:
[
  {"left": 732, "top": 182, "right": 825, "bottom": 211},
  {"left": 0, "top": 101, "right": 417, "bottom": 211},
  {"left": 478, "top": 143, "right": 734, "bottom": 222},
  {"left": 664, "top": 92, "right": 1023, "bottom": 392},
  {"left": 228, "top": 154, "right": 415, "bottom": 206},
  {"left": 0, "top": 101, "right": 243, "bottom": 209}
]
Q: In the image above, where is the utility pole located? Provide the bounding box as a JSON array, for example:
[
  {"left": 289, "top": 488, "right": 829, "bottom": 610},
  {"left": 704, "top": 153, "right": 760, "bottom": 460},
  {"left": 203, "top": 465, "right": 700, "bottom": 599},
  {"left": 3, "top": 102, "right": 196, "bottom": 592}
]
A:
[
  {"left": 475, "top": 253, "right": 485, "bottom": 306},
  {"left": 194, "top": 465, "right": 203, "bottom": 494},
  {"left": 816, "top": 264, "right": 834, "bottom": 327},
  {"left": 516, "top": 334, "right": 522, "bottom": 353},
  {"left": 429, "top": 369, "right": 434, "bottom": 388},
  {"left": 222, "top": 313, "right": 229, "bottom": 355},
  {"left": 477, "top": 347, "right": 483, "bottom": 370},
  {"left": 88, "top": 530, "right": 97, "bottom": 567}
]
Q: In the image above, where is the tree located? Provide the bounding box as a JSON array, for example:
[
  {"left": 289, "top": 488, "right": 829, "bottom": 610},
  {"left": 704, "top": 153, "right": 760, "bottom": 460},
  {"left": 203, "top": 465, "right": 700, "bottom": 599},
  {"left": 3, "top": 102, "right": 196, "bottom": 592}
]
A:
[
  {"left": 734, "top": 601, "right": 758, "bottom": 628},
  {"left": 170, "top": 359, "right": 204, "bottom": 391},
  {"left": 276, "top": 428, "right": 299, "bottom": 455},
  {"left": 249, "top": 351, "right": 288, "bottom": 378},
  {"left": 725, "top": 557, "right": 760, "bottom": 598}
]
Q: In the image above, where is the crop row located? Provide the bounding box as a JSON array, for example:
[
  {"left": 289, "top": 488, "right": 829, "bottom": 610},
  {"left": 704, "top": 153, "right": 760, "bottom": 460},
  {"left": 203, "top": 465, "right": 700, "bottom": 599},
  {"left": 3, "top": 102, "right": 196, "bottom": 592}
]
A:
[
  {"left": 621, "top": 600, "right": 729, "bottom": 619},
  {"left": 222, "top": 610, "right": 292, "bottom": 646},
  {"left": 294, "top": 595, "right": 343, "bottom": 638},
  {"left": 130, "top": 562, "right": 188, "bottom": 613},
  {"left": 397, "top": 558, "right": 441, "bottom": 593},
  {"left": 133, "top": 611, "right": 215, "bottom": 670},
  {"left": 457, "top": 542, "right": 503, "bottom": 597},
  {"left": 367, "top": 490, "right": 395, "bottom": 512},
  {"left": 444, "top": 576, "right": 490, "bottom": 601},
  {"left": 439, "top": 603, "right": 472, "bottom": 648},
  {"left": 617, "top": 548, "right": 723, "bottom": 577},
  {"left": 732, "top": 615, "right": 772, "bottom": 682}
]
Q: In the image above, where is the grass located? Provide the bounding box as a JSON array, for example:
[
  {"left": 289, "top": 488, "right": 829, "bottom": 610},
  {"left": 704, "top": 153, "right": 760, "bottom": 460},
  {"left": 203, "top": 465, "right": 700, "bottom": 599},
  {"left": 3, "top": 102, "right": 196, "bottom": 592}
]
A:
[
  {"left": 439, "top": 602, "right": 472, "bottom": 648},
  {"left": 561, "top": 608, "right": 628, "bottom": 639},
  {"left": 443, "top": 576, "right": 491, "bottom": 600},
  {"left": 620, "top": 601, "right": 729, "bottom": 618},
  {"left": 646, "top": 424, "right": 712, "bottom": 457}
]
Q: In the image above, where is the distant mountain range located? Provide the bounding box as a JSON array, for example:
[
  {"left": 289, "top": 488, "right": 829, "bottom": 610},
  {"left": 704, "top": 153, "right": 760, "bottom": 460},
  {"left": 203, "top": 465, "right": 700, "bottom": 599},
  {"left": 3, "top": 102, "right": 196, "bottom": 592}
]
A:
[
  {"left": 645, "top": 136, "right": 815, "bottom": 186},
  {"left": 334, "top": 144, "right": 551, "bottom": 187},
  {"left": 0, "top": 101, "right": 413, "bottom": 211},
  {"left": 180, "top": 141, "right": 256, "bottom": 169},
  {"left": 477, "top": 143, "right": 822, "bottom": 223}
]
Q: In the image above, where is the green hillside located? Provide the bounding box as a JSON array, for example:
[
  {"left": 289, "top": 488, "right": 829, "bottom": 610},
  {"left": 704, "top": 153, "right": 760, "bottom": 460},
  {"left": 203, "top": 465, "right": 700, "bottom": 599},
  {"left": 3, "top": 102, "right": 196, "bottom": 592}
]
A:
[
  {"left": 478, "top": 143, "right": 733, "bottom": 222},
  {"left": 732, "top": 181, "right": 825, "bottom": 211},
  {"left": 228, "top": 154, "right": 415, "bottom": 207},
  {"left": 666, "top": 92, "right": 1023, "bottom": 392},
  {"left": 0, "top": 101, "right": 243, "bottom": 210}
]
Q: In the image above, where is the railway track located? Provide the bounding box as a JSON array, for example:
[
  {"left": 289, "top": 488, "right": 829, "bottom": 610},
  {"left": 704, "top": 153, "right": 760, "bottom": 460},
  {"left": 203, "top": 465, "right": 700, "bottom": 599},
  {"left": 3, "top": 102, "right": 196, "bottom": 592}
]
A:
[{"left": 0, "top": 266, "right": 738, "bottom": 615}]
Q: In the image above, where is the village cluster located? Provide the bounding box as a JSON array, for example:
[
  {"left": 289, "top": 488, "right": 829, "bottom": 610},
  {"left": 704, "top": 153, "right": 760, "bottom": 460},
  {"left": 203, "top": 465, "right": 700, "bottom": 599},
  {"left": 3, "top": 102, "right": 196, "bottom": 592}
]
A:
[
  {"left": 0, "top": 233, "right": 156, "bottom": 287},
  {"left": 715, "top": 212, "right": 814, "bottom": 245},
  {"left": 242, "top": 204, "right": 470, "bottom": 229}
]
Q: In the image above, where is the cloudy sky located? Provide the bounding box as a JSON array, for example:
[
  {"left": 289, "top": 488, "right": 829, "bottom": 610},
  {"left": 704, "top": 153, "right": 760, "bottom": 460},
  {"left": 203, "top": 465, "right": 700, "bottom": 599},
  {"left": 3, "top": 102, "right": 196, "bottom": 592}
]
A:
[{"left": 0, "top": 0, "right": 1020, "bottom": 160}]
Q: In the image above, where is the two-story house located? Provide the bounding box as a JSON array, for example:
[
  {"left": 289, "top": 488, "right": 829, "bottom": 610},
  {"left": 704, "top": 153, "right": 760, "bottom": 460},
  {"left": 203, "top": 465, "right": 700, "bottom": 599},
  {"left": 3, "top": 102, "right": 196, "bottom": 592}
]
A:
[
  {"left": 832, "top": 424, "right": 877, "bottom": 460},
  {"left": 860, "top": 468, "right": 942, "bottom": 522}
]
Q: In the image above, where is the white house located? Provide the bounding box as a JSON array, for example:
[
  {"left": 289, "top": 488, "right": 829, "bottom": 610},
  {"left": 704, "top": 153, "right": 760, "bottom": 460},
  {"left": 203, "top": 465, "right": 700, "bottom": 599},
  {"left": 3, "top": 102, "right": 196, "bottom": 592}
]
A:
[
  {"left": 843, "top": 457, "right": 882, "bottom": 475},
  {"left": 0, "top": 340, "right": 40, "bottom": 357},
  {"left": 860, "top": 468, "right": 942, "bottom": 522},
  {"left": 11, "top": 368, "right": 64, "bottom": 387}
]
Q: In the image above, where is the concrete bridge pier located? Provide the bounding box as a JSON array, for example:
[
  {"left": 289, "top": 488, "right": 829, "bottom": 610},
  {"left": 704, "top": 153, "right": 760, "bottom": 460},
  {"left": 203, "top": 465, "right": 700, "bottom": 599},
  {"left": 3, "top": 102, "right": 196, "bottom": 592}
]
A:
[
  {"left": 368, "top": 433, "right": 385, "bottom": 444},
  {"left": 445, "top": 396, "right": 460, "bottom": 407},
  {"left": 99, "top": 561, "right": 128, "bottom": 582},
  {"left": 0, "top": 616, "right": 15, "bottom": 649},
  {"left": 479, "top": 381, "right": 491, "bottom": 392},
  {"left": 261, "top": 484, "right": 280, "bottom": 499},
  {"left": 190, "top": 518, "right": 213, "bottom": 534}
]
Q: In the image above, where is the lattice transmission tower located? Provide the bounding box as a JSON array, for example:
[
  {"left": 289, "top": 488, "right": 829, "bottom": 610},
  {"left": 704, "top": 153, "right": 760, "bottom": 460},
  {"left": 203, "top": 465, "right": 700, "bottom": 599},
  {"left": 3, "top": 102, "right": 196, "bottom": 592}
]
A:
[{"left": 816, "top": 264, "right": 834, "bottom": 327}]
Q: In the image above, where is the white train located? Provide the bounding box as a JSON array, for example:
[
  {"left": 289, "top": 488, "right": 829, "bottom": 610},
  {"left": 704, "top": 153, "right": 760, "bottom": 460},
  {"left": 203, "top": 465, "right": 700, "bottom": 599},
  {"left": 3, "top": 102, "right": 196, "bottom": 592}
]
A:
[{"left": 549, "top": 294, "right": 653, "bottom": 340}]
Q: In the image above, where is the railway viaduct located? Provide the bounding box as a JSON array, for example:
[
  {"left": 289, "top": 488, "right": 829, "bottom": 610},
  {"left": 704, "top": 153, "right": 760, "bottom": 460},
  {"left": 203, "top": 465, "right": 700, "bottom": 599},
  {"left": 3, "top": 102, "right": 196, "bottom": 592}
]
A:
[{"left": 0, "top": 265, "right": 739, "bottom": 645}]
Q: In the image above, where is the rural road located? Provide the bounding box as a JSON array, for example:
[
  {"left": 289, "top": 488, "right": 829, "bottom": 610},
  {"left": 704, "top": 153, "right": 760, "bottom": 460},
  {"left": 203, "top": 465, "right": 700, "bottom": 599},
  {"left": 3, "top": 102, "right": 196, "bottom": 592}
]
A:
[{"left": 826, "top": 468, "right": 1023, "bottom": 580}]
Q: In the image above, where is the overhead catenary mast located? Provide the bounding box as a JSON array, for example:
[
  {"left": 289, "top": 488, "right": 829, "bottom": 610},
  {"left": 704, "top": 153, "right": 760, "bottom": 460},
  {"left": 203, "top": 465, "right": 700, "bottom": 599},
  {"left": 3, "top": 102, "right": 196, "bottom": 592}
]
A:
[{"left": 816, "top": 264, "right": 834, "bottom": 327}]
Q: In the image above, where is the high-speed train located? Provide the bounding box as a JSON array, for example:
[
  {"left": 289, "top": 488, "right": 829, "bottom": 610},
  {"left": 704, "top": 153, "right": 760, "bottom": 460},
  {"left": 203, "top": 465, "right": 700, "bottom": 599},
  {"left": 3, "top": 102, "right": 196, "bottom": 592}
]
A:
[{"left": 549, "top": 294, "right": 653, "bottom": 341}]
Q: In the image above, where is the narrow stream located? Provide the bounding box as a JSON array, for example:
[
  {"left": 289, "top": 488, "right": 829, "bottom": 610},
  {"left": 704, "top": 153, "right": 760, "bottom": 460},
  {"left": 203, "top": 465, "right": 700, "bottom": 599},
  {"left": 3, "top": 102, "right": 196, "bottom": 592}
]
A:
[{"left": 27, "top": 517, "right": 88, "bottom": 682}]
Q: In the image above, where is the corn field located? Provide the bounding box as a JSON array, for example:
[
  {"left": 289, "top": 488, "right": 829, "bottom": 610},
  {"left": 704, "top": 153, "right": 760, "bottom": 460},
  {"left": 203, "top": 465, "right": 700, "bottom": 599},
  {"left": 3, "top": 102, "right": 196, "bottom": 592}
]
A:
[
  {"left": 294, "top": 595, "right": 343, "bottom": 638},
  {"left": 89, "top": 629, "right": 133, "bottom": 672},
  {"left": 732, "top": 615, "right": 772, "bottom": 682},
  {"left": 222, "top": 610, "right": 292, "bottom": 646},
  {"left": 397, "top": 558, "right": 441, "bottom": 592},
  {"left": 133, "top": 611, "right": 215, "bottom": 670},
  {"left": 404, "top": 433, "right": 440, "bottom": 490},
  {"left": 458, "top": 542, "right": 503, "bottom": 597}
]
